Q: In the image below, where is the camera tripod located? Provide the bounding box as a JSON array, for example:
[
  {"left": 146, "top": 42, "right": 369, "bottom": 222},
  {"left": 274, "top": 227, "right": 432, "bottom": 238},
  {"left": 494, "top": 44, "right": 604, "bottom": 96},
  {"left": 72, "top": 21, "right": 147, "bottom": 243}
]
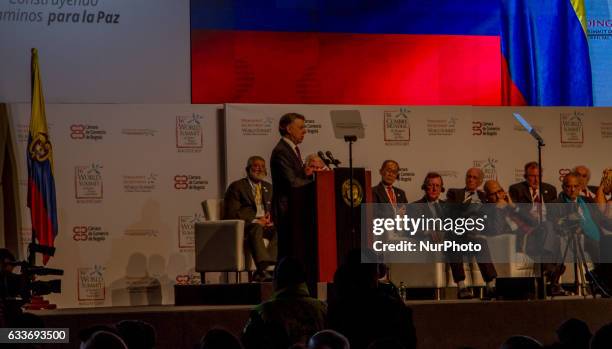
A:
[{"left": 556, "top": 228, "right": 610, "bottom": 298}]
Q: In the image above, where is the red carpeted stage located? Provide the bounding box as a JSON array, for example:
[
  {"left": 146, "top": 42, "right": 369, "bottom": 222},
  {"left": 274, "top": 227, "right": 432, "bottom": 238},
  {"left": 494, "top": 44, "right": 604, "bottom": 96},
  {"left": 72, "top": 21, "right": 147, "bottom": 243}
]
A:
[{"left": 34, "top": 297, "right": 612, "bottom": 349}]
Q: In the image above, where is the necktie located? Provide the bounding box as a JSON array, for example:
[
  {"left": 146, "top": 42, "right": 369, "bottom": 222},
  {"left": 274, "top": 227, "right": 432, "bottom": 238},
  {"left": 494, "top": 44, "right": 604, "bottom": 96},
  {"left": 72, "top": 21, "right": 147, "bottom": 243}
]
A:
[
  {"left": 532, "top": 188, "right": 541, "bottom": 203},
  {"left": 464, "top": 191, "right": 474, "bottom": 203},
  {"left": 433, "top": 202, "right": 442, "bottom": 218},
  {"left": 532, "top": 188, "right": 543, "bottom": 219},
  {"left": 295, "top": 146, "right": 303, "bottom": 165},
  {"left": 386, "top": 186, "right": 396, "bottom": 204}
]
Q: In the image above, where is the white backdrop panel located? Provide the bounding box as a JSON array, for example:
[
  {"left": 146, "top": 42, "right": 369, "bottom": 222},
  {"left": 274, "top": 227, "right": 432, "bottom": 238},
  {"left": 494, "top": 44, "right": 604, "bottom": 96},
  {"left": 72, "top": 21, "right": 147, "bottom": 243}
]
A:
[
  {"left": 225, "top": 104, "right": 612, "bottom": 201},
  {"left": 8, "top": 103, "right": 221, "bottom": 308}
]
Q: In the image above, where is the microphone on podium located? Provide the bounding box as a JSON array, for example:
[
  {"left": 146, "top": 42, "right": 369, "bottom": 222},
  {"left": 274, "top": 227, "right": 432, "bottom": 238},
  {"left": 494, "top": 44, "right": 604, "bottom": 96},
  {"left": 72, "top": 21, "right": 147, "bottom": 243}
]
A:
[
  {"left": 325, "top": 151, "right": 341, "bottom": 167},
  {"left": 317, "top": 151, "right": 332, "bottom": 167}
]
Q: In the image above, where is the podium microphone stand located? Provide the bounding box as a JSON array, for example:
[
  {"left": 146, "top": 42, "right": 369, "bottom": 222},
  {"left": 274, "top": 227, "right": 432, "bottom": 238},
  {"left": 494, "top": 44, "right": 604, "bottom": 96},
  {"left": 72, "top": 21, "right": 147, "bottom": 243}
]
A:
[
  {"left": 513, "top": 113, "right": 547, "bottom": 298},
  {"left": 344, "top": 135, "right": 357, "bottom": 236}
]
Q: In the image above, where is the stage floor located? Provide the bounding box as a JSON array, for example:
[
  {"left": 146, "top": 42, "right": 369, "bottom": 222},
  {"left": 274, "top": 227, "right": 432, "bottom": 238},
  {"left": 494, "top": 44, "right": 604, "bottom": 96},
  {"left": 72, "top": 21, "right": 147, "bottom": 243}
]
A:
[{"left": 33, "top": 297, "right": 612, "bottom": 349}]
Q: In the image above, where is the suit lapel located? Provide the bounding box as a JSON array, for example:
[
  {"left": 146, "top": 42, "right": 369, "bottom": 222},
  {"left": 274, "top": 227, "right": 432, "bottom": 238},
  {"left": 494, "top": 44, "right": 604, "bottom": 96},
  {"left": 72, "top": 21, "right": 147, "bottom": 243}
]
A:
[
  {"left": 279, "top": 139, "right": 302, "bottom": 170},
  {"left": 241, "top": 178, "right": 256, "bottom": 207},
  {"left": 377, "top": 183, "right": 391, "bottom": 204}
]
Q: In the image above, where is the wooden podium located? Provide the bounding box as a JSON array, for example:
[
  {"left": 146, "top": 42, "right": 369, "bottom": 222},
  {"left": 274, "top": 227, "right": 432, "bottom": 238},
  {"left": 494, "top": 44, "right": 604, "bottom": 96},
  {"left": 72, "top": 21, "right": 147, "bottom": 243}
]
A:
[{"left": 289, "top": 168, "right": 371, "bottom": 294}]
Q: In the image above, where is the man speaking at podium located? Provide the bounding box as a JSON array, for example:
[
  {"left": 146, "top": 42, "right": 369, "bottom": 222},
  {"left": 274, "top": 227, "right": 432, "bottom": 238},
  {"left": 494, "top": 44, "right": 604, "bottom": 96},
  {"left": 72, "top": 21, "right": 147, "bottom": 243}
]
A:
[{"left": 271, "top": 113, "right": 314, "bottom": 258}]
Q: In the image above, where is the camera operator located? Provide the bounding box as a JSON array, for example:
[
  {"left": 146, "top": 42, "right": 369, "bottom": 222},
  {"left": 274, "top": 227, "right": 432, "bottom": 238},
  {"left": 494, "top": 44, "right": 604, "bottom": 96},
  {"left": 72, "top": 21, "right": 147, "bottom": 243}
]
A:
[{"left": 548, "top": 174, "right": 612, "bottom": 296}]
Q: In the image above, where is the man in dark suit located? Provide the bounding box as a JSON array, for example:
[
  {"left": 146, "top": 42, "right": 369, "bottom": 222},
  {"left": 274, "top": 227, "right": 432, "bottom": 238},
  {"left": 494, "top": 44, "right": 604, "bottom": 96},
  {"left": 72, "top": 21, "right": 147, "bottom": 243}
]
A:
[
  {"left": 445, "top": 168, "right": 497, "bottom": 299},
  {"left": 446, "top": 167, "right": 487, "bottom": 204},
  {"left": 509, "top": 161, "right": 557, "bottom": 206},
  {"left": 372, "top": 160, "right": 408, "bottom": 205},
  {"left": 413, "top": 172, "right": 446, "bottom": 242},
  {"left": 270, "top": 113, "right": 314, "bottom": 258},
  {"left": 224, "top": 156, "right": 277, "bottom": 281},
  {"left": 508, "top": 161, "right": 560, "bottom": 294}
]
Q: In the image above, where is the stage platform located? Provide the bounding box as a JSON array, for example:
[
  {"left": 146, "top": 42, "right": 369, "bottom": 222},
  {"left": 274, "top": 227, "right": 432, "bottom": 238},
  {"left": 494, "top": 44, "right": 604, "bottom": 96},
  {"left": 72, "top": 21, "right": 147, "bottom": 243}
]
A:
[{"left": 33, "top": 297, "right": 612, "bottom": 349}]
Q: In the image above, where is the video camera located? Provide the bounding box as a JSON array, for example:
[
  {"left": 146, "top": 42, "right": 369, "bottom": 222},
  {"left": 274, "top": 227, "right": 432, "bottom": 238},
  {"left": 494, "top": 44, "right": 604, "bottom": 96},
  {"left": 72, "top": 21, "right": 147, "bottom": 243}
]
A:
[{"left": 0, "top": 243, "right": 63, "bottom": 303}]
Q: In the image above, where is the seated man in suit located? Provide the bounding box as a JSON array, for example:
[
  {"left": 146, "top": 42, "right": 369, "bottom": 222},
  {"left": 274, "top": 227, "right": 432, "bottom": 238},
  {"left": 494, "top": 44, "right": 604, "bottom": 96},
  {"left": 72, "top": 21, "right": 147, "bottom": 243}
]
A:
[
  {"left": 413, "top": 172, "right": 446, "bottom": 242},
  {"left": 508, "top": 161, "right": 560, "bottom": 292},
  {"left": 446, "top": 167, "right": 486, "bottom": 204},
  {"left": 483, "top": 180, "right": 551, "bottom": 258},
  {"left": 446, "top": 168, "right": 497, "bottom": 299},
  {"left": 509, "top": 161, "right": 557, "bottom": 220},
  {"left": 224, "top": 156, "right": 277, "bottom": 281},
  {"left": 372, "top": 160, "right": 408, "bottom": 205}
]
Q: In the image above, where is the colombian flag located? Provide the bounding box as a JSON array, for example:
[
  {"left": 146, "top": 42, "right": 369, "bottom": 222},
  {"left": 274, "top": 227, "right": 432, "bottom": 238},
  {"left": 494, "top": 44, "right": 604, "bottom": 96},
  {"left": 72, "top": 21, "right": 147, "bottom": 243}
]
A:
[
  {"left": 501, "top": 0, "right": 593, "bottom": 106},
  {"left": 27, "top": 48, "right": 58, "bottom": 265},
  {"left": 191, "top": 0, "right": 592, "bottom": 106}
]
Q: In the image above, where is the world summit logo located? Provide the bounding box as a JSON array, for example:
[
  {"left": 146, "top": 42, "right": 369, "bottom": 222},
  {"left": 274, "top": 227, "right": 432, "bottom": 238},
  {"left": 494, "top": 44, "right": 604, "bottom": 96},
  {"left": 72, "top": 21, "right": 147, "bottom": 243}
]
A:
[
  {"left": 384, "top": 109, "right": 411, "bottom": 145},
  {"left": 75, "top": 163, "right": 103, "bottom": 202},
  {"left": 77, "top": 265, "right": 106, "bottom": 304},
  {"left": 178, "top": 214, "right": 204, "bottom": 249},
  {"left": 473, "top": 158, "right": 498, "bottom": 181},
  {"left": 176, "top": 114, "right": 203, "bottom": 152}
]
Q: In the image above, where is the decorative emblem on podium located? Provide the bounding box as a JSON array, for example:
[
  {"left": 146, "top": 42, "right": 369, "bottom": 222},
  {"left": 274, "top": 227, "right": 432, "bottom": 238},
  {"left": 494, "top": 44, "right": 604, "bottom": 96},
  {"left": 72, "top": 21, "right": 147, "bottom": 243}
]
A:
[{"left": 341, "top": 179, "right": 363, "bottom": 207}]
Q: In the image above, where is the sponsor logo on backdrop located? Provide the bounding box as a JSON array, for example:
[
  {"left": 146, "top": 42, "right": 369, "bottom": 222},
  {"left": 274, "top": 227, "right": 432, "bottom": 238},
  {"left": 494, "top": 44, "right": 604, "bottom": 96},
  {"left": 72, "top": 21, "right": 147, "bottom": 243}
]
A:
[
  {"left": 601, "top": 121, "right": 612, "bottom": 139},
  {"left": 398, "top": 168, "right": 415, "bottom": 183},
  {"left": 70, "top": 124, "right": 106, "bottom": 141},
  {"left": 174, "top": 175, "right": 208, "bottom": 191},
  {"left": 427, "top": 117, "right": 457, "bottom": 136},
  {"left": 124, "top": 228, "right": 159, "bottom": 238},
  {"left": 19, "top": 228, "right": 32, "bottom": 257},
  {"left": 435, "top": 170, "right": 459, "bottom": 181},
  {"left": 175, "top": 272, "right": 202, "bottom": 285},
  {"left": 384, "top": 109, "right": 411, "bottom": 145},
  {"left": 514, "top": 168, "right": 525, "bottom": 184},
  {"left": 472, "top": 121, "right": 500, "bottom": 136},
  {"left": 560, "top": 111, "right": 584, "bottom": 147},
  {"left": 558, "top": 168, "right": 571, "bottom": 183},
  {"left": 178, "top": 214, "right": 204, "bottom": 249},
  {"left": 121, "top": 128, "right": 158, "bottom": 137},
  {"left": 473, "top": 158, "right": 498, "bottom": 181},
  {"left": 176, "top": 114, "right": 203, "bottom": 152},
  {"left": 240, "top": 117, "right": 274, "bottom": 136},
  {"left": 514, "top": 124, "right": 543, "bottom": 133},
  {"left": 75, "top": 163, "right": 103, "bottom": 203},
  {"left": 588, "top": 18, "right": 612, "bottom": 40},
  {"left": 72, "top": 226, "right": 109, "bottom": 242},
  {"left": 123, "top": 173, "right": 158, "bottom": 193},
  {"left": 17, "top": 122, "right": 54, "bottom": 144},
  {"left": 305, "top": 119, "right": 322, "bottom": 135},
  {"left": 77, "top": 265, "right": 106, "bottom": 304}
]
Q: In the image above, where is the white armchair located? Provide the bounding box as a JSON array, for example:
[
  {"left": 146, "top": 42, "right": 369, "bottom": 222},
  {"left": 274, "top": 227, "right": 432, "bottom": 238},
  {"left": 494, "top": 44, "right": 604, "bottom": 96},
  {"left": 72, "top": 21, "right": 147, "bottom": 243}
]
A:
[{"left": 195, "top": 199, "right": 249, "bottom": 282}]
